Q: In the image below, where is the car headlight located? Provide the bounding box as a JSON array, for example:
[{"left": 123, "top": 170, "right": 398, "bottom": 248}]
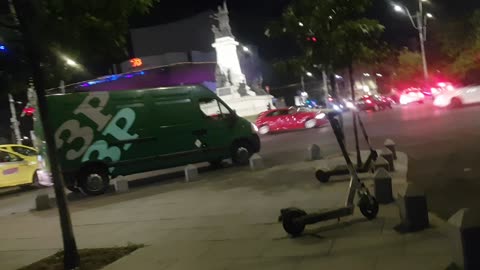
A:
[
  {"left": 345, "top": 101, "right": 355, "bottom": 109},
  {"left": 251, "top": 123, "right": 259, "bottom": 133},
  {"left": 315, "top": 113, "right": 326, "bottom": 119}
]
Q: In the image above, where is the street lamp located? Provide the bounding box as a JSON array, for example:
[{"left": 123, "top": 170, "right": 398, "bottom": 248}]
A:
[
  {"left": 305, "top": 71, "right": 313, "bottom": 77},
  {"left": 242, "top": 46, "right": 249, "bottom": 52},
  {"left": 392, "top": 0, "right": 433, "bottom": 82},
  {"left": 393, "top": 4, "right": 404, "bottom": 13},
  {"left": 298, "top": 22, "right": 304, "bottom": 27}
]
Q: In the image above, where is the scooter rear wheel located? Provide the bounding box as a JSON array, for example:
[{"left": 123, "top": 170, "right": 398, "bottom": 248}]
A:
[
  {"left": 315, "top": 170, "right": 330, "bottom": 183},
  {"left": 359, "top": 195, "right": 379, "bottom": 220},
  {"left": 281, "top": 208, "right": 307, "bottom": 237}
]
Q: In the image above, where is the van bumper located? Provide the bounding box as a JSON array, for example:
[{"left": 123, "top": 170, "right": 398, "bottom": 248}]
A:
[{"left": 249, "top": 134, "right": 261, "bottom": 153}]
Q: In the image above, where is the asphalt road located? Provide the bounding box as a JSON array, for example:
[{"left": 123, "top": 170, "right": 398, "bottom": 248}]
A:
[
  {"left": 260, "top": 102, "right": 480, "bottom": 219},
  {"left": 1, "top": 102, "right": 478, "bottom": 220}
]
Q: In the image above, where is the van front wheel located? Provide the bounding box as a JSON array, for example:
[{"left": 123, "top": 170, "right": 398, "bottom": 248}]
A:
[
  {"left": 78, "top": 166, "right": 110, "bottom": 196},
  {"left": 231, "top": 141, "right": 253, "bottom": 166}
]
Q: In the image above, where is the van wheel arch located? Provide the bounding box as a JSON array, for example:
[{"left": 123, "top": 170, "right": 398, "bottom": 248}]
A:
[
  {"left": 77, "top": 162, "right": 111, "bottom": 196},
  {"left": 231, "top": 139, "right": 253, "bottom": 165}
]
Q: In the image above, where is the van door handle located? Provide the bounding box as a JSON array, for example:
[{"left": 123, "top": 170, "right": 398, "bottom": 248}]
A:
[{"left": 192, "top": 129, "right": 207, "bottom": 136}]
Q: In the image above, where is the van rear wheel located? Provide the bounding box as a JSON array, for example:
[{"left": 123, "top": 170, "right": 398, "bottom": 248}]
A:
[
  {"left": 78, "top": 166, "right": 110, "bottom": 196},
  {"left": 231, "top": 141, "right": 252, "bottom": 166}
]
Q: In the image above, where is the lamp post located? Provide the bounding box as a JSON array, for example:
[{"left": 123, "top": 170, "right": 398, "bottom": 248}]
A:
[{"left": 393, "top": 0, "right": 432, "bottom": 83}]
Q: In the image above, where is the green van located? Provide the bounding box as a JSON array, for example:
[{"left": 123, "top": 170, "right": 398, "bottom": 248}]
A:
[{"left": 44, "top": 85, "right": 260, "bottom": 195}]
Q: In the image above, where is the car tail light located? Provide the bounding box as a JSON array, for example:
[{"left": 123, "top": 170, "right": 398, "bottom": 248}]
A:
[{"left": 366, "top": 99, "right": 372, "bottom": 104}]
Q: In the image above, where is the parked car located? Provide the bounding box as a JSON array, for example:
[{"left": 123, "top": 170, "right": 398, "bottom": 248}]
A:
[
  {"left": 0, "top": 148, "right": 39, "bottom": 189},
  {"left": 255, "top": 107, "right": 328, "bottom": 135},
  {"left": 35, "top": 85, "right": 260, "bottom": 195},
  {"left": 356, "top": 95, "right": 392, "bottom": 112},
  {"left": 433, "top": 85, "right": 480, "bottom": 108},
  {"left": 400, "top": 88, "right": 425, "bottom": 105}
]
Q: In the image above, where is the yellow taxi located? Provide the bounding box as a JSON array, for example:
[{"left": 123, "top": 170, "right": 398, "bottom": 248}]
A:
[
  {"left": 0, "top": 146, "right": 39, "bottom": 189},
  {"left": 0, "top": 144, "right": 39, "bottom": 163}
]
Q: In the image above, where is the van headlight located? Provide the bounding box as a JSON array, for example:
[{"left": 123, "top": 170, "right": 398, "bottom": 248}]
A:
[
  {"left": 251, "top": 123, "right": 259, "bottom": 133},
  {"left": 315, "top": 113, "right": 326, "bottom": 119}
]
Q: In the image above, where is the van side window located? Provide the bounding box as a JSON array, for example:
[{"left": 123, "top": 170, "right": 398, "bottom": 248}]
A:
[{"left": 199, "top": 98, "right": 231, "bottom": 120}]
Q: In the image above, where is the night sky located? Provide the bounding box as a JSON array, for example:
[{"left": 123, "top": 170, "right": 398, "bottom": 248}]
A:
[{"left": 130, "top": 0, "right": 480, "bottom": 60}]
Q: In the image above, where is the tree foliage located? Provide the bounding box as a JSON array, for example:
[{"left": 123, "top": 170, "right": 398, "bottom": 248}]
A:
[
  {"left": 266, "top": 0, "right": 384, "bottom": 97},
  {"left": 437, "top": 10, "right": 480, "bottom": 83},
  {"left": 391, "top": 48, "right": 423, "bottom": 88},
  {"left": 1, "top": 0, "right": 158, "bottom": 94}
]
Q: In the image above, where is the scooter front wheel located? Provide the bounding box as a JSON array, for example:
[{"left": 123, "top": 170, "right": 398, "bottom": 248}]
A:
[
  {"left": 359, "top": 195, "right": 379, "bottom": 220},
  {"left": 315, "top": 170, "right": 330, "bottom": 183},
  {"left": 280, "top": 208, "right": 307, "bottom": 237}
]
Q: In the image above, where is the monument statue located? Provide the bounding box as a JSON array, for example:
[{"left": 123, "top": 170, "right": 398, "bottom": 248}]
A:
[
  {"left": 215, "top": 64, "right": 228, "bottom": 87},
  {"left": 211, "top": 1, "right": 233, "bottom": 38}
]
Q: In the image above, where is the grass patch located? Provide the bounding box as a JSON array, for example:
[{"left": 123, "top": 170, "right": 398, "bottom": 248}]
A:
[{"left": 19, "top": 245, "right": 143, "bottom": 270}]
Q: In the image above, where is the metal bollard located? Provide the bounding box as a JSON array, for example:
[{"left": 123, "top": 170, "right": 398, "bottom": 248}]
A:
[
  {"left": 448, "top": 208, "right": 480, "bottom": 270},
  {"left": 184, "top": 164, "right": 199, "bottom": 182},
  {"left": 396, "top": 183, "right": 429, "bottom": 232},
  {"left": 114, "top": 177, "right": 129, "bottom": 193},
  {"left": 374, "top": 168, "right": 394, "bottom": 204},
  {"left": 249, "top": 154, "right": 265, "bottom": 170},
  {"left": 381, "top": 148, "right": 395, "bottom": 172},
  {"left": 375, "top": 156, "right": 390, "bottom": 172},
  {"left": 35, "top": 194, "right": 52, "bottom": 211},
  {"left": 384, "top": 139, "right": 397, "bottom": 160},
  {"left": 306, "top": 144, "right": 322, "bottom": 161}
]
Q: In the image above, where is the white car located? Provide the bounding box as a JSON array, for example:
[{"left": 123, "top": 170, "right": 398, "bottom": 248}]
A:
[
  {"left": 433, "top": 85, "right": 480, "bottom": 108},
  {"left": 399, "top": 88, "right": 425, "bottom": 105}
]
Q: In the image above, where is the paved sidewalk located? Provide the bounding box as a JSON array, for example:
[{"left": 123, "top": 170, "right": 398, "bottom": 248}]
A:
[{"left": 0, "top": 152, "right": 453, "bottom": 269}]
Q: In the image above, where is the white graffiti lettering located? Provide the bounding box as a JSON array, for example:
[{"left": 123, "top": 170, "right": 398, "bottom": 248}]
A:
[
  {"left": 73, "top": 92, "right": 112, "bottom": 131},
  {"left": 54, "top": 120, "right": 94, "bottom": 160}
]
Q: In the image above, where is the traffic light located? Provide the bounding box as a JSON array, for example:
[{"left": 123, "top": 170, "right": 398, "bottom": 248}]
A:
[{"left": 22, "top": 106, "right": 35, "bottom": 117}]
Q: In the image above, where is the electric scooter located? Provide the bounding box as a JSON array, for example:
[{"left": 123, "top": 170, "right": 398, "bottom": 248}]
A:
[
  {"left": 315, "top": 112, "right": 378, "bottom": 183},
  {"left": 279, "top": 111, "right": 379, "bottom": 237}
]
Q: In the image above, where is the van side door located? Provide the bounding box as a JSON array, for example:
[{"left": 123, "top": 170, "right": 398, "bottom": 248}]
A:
[{"left": 196, "top": 97, "right": 236, "bottom": 161}]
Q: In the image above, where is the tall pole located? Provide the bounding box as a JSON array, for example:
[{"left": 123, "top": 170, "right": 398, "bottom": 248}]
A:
[
  {"left": 322, "top": 70, "right": 328, "bottom": 106},
  {"left": 12, "top": 1, "right": 80, "bottom": 269},
  {"left": 348, "top": 63, "right": 362, "bottom": 168},
  {"left": 417, "top": 0, "right": 429, "bottom": 83},
  {"left": 8, "top": 94, "right": 22, "bottom": 144}
]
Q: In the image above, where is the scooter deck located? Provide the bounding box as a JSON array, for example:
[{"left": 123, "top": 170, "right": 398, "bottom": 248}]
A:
[{"left": 297, "top": 206, "right": 354, "bottom": 225}]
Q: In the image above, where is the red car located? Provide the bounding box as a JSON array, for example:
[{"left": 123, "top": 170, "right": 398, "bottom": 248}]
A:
[{"left": 255, "top": 107, "right": 328, "bottom": 135}]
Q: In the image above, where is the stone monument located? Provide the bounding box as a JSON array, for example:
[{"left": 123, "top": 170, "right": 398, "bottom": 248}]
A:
[{"left": 210, "top": 1, "right": 274, "bottom": 116}]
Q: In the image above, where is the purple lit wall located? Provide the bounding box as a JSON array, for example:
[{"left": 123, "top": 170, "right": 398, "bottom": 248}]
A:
[{"left": 72, "top": 63, "right": 216, "bottom": 92}]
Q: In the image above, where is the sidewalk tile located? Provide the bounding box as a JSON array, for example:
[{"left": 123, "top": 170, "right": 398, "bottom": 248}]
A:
[
  {"left": 0, "top": 249, "right": 58, "bottom": 270},
  {"left": 163, "top": 258, "right": 228, "bottom": 270},
  {"left": 226, "top": 257, "right": 301, "bottom": 270},
  {"left": 204, "top": 224, "right": 269, "bottom": 241},
  {"left": 374, "top": 255, "right": 452, "bottom": 270},
  {"left": 262, "top": 237, "right": 332, "bottom": 257},
  {"left": 298, "top": 254, "right": 377, "bottom": 270},
  {"left": 102, "top": 246, "right": 176, "bottom": 270},
  {"left": 201, "top": 239, "right": 269, "bottom": 259},
  {"left": 330, "top": 234, "right": 405, "bottom": 257}
]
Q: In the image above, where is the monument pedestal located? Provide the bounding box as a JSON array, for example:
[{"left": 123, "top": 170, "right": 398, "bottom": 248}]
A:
[{"left": 218, "top": 86, "right": 274, "bottom": 117}]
